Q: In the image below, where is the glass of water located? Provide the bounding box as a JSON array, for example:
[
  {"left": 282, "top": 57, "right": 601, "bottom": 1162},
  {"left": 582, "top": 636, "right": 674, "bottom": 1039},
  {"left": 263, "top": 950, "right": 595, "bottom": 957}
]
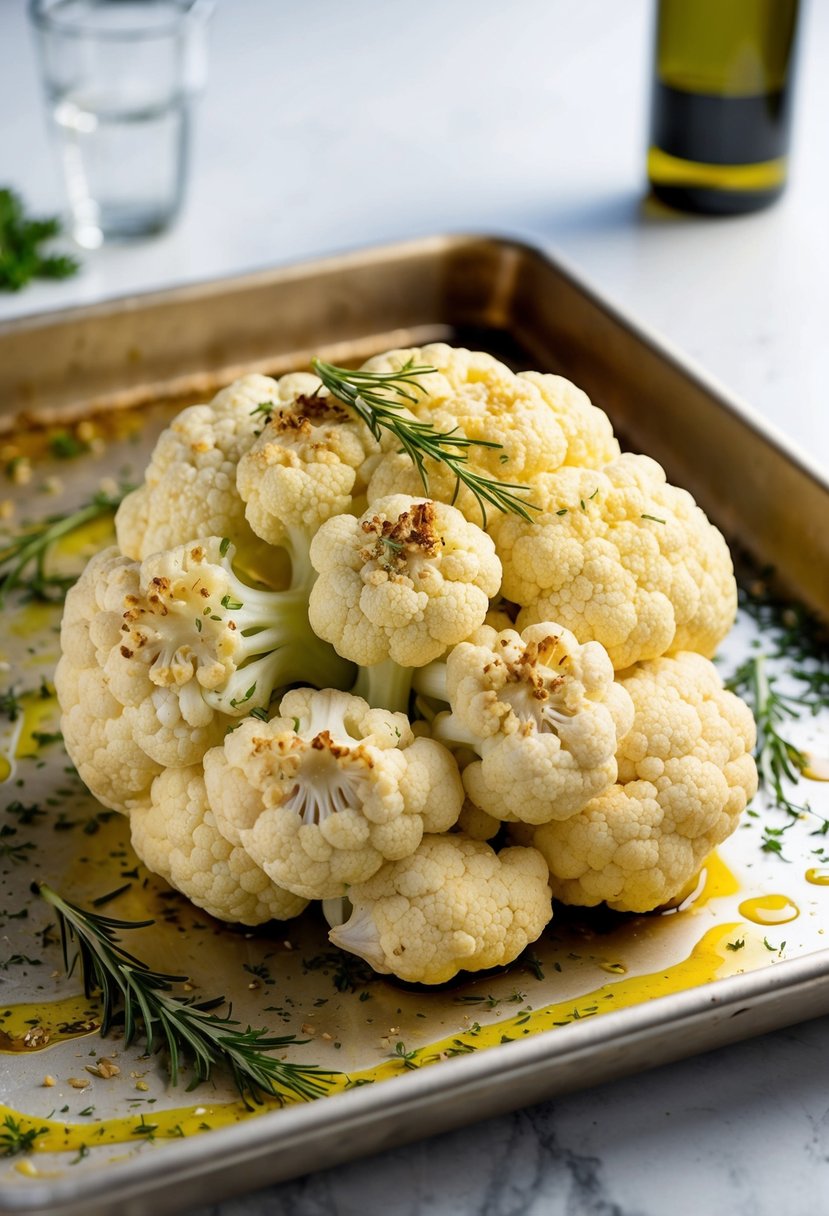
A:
[{"left": 29, "top": 0, "right": 213, "bottom": 248}]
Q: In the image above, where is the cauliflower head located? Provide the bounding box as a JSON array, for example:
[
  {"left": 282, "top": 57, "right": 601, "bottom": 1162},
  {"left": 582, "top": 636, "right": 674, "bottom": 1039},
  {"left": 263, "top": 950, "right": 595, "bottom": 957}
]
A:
[
  {"left": 131, "top": 767, "right": 307, "bottom": 924},
  {"left": 308, "top": 495, "right": 501, "bottom": 669},
  {"left": 434, "top": 622, "right": 634, "bottom": 825},
  {"left": 329, "top": 834, "right": 552, "bottom": 984},
  {"left": 115, "top": 374, "right": 281, "bottom": 560},
  {"left": 202, "top": 688, "right": 463, "bottom": 900},
  {"left": 530, "top": 652, "right": 758, "bottom": 912},
  {"left": 492, "top": 453, "right": 737, "bottom": 669},
  {"left": 236, "top": 373, "right": 380, "bottom": 562}
]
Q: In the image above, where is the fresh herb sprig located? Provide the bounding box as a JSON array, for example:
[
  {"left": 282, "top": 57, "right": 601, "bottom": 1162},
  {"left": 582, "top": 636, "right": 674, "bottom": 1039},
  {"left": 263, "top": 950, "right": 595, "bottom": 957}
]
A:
[
  {"left": 311, "top": 358, "right": 537, "bottom": 523},
  {"left": 727, "top": 654, "right": 807, "bottom": 814},
  {"left": 36, "top": 884, "right": 338, "bottom": 1105},
  {"left": 0, "top": 488, "right": 127, "bottom": 607},
  {"left": 0, "top": 188, "right": 79, "bottom": 292},
  {"left": 0, "top": 1114, "right": 49, "bottom": 1158},
  {"left": 727, "top": 653, "right": 829, "bottom": 854}
]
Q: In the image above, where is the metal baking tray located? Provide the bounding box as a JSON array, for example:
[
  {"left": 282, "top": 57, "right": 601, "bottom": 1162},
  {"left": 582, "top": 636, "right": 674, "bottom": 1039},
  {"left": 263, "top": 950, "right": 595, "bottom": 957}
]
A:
[{"left": 1, "top": 235, "right": 828, "bottom": 1216}]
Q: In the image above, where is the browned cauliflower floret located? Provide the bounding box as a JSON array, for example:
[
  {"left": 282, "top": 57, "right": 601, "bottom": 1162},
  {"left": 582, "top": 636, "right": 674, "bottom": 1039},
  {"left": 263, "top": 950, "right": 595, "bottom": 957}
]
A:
[
  {"left": 308, "top": 495, "right": 501, "bottom": 669},
  {"left": 202, "top": 689, "right": 463, "bottom": 900}
]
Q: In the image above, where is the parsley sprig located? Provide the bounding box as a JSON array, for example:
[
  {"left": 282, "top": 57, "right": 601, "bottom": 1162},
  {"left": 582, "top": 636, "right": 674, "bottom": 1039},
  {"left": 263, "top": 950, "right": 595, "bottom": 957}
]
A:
[
  {"left": 0, "top": 188, "right": 79, "bottom": 292},
  {"left": 311, "top": 358, "right": 537, "bottom": 523},
  {"left": 0, "top": 488, "right": 127, "bottom": 607},
  {"left": 36, "top": 883, "right": 338, "bottom": 1105}
]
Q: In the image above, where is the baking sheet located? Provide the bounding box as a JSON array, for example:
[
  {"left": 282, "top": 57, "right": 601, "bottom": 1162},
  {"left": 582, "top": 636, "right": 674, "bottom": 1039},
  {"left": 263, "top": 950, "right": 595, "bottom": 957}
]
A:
[{"left": 0, "top": 236, "right": 827, "bottom": 1216}]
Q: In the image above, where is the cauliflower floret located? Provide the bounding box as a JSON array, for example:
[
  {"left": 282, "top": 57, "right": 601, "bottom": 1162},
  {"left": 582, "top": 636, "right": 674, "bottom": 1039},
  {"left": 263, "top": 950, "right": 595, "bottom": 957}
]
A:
[
  {"left": 363, "top": 345, "right": 567, "bottom": 525},
  {"left": 57, "top": 663, "right": 163, "bottom": 813},
  {"left": 56, "top": 549, "right": 165, "bottom": 811},
  {"left": 308, "top": 495, "right": 502, "bottom": 669},
  {"left": 56, "top": 539, "right": 351, "bottom": 807},
  {"left": 427, "top": 623, "right": 634, "bottom": 825},
  {"left": 329, "top": 834, "right": 552, "bottom": 984},
  {"left": 131, "top": 767, "right": 307, "bottom": 925},
  {"left": 202, "top": 688, "right": 463, "bottom": 901},
  {"left": 530, "top": 652, "right": 758, "bottom": 912},
  {"left": 236, "top": 375, "right": 380, "bottom": 571},
  {"left": 115, "top": 374, "right": 283, "bottom": 560},
  {"left": 492, "top": 453, "right": 737, "bottom": 669},
  {"left": 517, "top": 371, "right": 620, "bottom": 470}
]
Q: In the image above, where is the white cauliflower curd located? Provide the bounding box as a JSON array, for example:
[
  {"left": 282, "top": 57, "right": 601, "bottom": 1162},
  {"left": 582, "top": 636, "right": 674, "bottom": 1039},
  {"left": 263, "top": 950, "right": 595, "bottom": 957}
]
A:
[
  {"left": 56, "top": 345, "right": 760, "bottom": 985},
  {"left": 491, "top": 453, "right": 737, "bottom": 670},
  {"left": 530, "top": 653, "right": 758, "bottom": 912},
  {"left": 329, "top": 834, "right": 553, "bottom": 984}
]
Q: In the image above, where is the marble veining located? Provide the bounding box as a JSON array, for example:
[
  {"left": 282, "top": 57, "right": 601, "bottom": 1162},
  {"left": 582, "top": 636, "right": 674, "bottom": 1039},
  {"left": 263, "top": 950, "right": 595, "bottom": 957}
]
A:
[{"left": 186, "top": 1017, "right": 829, "bottom": 1216}]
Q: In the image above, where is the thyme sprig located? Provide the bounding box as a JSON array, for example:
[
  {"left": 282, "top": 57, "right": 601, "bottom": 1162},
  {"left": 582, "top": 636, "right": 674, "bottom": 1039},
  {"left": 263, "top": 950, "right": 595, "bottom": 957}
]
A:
[
  {"left": 311, "top": 358, "right": 537, "bottom": 523},
  {"left": 36, "top": 884, "right": 338, "bottom": 1105},
  {"left": 0, "top": 488, "right": 127, "bottom": 607}
]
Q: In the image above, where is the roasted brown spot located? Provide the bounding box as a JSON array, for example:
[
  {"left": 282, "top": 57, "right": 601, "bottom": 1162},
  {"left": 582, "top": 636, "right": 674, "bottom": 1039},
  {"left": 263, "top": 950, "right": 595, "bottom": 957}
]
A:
[{"left": 359, "top": 502, "right": 441, "bottom": 570}]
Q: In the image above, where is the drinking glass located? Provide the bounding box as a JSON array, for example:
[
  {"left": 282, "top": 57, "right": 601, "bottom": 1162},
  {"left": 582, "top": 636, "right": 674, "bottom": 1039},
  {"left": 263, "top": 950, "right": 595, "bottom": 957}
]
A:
[{"left": 29, "top": 0, "right": 213, "bottom": 248}]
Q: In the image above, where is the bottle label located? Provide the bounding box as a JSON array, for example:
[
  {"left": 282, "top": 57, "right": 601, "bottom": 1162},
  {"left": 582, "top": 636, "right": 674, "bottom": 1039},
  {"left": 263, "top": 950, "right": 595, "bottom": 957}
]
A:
[{"left": 651, "top": 82, "right": 793, "bottom": 166}]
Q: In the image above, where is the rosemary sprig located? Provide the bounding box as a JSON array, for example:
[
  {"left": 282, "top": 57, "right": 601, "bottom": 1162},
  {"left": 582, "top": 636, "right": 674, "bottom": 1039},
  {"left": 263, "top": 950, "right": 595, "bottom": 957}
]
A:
[
  {"left": 0, "top": 488, "right": 127, "bottom": 607},
  {"left": 35, "top": 884, "right": 338, "bottom": 1105},
  {"left": 727, "top": 653, "right": 829, "bottom": 853},
  {"left": 311, "top": 358, "right": 537, "bottom": 523},
  {"left": 0, "top": 1114, "right": 49, "bottom": 1157},
  {"left": 727, "top": 654, "right": 806, "bottom": 812}
]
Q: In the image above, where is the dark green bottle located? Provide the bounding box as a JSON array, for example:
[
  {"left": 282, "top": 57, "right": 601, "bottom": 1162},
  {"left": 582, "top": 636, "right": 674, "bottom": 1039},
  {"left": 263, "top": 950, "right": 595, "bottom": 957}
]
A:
[{"left": 649, "top": 0, "right": 800, "bottom": 215}]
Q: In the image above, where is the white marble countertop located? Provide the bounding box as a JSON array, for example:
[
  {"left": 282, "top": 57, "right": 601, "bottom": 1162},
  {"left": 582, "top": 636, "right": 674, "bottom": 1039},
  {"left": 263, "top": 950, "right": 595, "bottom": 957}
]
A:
[{"left": 2, "top": 1, "right": 829, "bottom": 1213}]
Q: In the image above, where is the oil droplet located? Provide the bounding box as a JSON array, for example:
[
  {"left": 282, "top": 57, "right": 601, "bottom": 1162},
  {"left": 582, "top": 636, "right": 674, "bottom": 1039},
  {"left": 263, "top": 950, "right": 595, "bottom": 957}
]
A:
[
  {"left": 805, "top": 868, "right": 829, "bottom": 887},
  {"left": 802, "top": 754, "right": 829, "bottom": 782},
  {"left": 599, "top": 962, "right": 627, "bottom": 975},
  {"left": 738, "top": 895, "right": 800, "bottom": 925},
  {"left": 0, "top": 754, "right": 10, "bottom": 782}
]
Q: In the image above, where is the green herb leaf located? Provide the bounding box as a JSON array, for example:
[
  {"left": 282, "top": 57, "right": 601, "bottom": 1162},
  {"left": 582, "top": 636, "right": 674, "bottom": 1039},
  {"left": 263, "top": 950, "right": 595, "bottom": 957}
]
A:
[{"left": 0, "top": 188, "right": 80, "bottom": 292}]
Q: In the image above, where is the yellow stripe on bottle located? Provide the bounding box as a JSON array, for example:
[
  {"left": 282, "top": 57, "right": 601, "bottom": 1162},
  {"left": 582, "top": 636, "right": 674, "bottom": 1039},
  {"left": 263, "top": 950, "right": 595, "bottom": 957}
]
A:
[{"left": 648, "top": 146, "right": 787, "bottom": 192}]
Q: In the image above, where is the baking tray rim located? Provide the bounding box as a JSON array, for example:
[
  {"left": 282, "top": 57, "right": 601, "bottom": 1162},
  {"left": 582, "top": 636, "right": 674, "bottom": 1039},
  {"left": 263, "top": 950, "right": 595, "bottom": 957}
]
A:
[
  {"left": 1, "top": 230, "right": 828, "bottom": 506},
  {"left": 2, "top": 231, "right": 829, "bottom": 1213},
  {"left": 4, "top": 945, "right": 829, "bottom": 1216}
]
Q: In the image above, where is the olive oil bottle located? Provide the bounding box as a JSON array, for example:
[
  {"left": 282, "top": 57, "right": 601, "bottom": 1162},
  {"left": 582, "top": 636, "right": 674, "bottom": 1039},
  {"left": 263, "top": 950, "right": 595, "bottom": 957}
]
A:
[{"left": 648, "top": 0, "right": 800, "bottom": 215}]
